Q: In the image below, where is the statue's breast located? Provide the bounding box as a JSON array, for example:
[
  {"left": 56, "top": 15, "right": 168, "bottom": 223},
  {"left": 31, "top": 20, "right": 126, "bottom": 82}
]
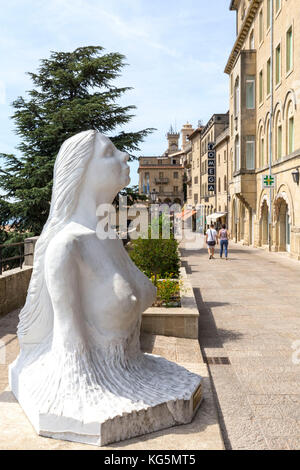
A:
[{"left": 77, "top": 236, "right": 155, "bottom": 334}]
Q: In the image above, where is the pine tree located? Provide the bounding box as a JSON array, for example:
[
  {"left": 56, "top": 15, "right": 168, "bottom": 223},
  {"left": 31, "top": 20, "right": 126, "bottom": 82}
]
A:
[{"left": 0, "top": 46, "right": 153, "bottom": 234}]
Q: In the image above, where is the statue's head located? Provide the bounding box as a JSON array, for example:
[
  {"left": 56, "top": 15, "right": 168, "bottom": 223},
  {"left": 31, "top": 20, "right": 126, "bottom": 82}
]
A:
[
  {"left": 86, "top": 132, "right": 130, "bottom": 204},
  {"left": 50, "top": 130, "right": 130, "bottom": 221}
]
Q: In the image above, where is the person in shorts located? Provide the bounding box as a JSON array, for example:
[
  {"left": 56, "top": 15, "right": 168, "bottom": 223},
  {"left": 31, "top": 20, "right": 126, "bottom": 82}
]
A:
[{"left": 206, "top": 223, "right": 218, "bottom": 259}]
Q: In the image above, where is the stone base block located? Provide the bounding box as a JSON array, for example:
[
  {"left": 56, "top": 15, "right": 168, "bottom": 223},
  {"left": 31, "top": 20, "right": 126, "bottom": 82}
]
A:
[{"left": 9, "top": 350, "right": 202, "bottom": 447}]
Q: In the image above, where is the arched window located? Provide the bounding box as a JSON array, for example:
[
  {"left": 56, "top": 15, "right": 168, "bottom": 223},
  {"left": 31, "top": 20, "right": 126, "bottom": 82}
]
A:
[
  {"left": 286, "top": 101, "right": 294, "bottom": 154},
  {"left": 259, "top": 127, "right": 264, "bottom": 168},
  {"left": 235, "top": 135, "right": 240, "bottom": 172},
  {"left": 234, "top": 77, "right": 240, "bottom": 117},
  {"left": 275, "top": 111, "right": 282, "bottom": 160},
  {"left": 266, "top": 117, "right": 270, "bottom": 164}
]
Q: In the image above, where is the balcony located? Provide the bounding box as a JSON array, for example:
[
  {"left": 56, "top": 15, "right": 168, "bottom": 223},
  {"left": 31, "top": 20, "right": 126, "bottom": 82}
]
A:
[{"left": 155, "top": 178, "right": 169, "bottom": 185}]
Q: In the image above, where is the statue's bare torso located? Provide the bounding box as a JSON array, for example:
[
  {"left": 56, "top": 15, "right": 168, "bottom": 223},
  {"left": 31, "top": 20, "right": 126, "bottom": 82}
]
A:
[{"left": 45, "top": 222, "right": 156, "bottom": 347}]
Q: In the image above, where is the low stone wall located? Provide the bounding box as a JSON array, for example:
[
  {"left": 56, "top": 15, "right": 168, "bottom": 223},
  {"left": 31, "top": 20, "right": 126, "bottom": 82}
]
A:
[
  {"left": 0, "top": 266, "right": 32, "bottom": 317},
  {"left": 141, "top": 268, "right": 199, "bottom": 339}
]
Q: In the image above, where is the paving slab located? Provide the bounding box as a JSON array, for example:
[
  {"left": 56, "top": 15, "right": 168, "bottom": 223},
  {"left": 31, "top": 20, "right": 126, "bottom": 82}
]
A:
[{"left": 180, "top": 232, "right": 300, "bottom": 450}]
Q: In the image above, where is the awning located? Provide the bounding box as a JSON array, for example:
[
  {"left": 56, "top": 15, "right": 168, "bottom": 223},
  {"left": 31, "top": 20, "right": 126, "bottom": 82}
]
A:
[
  {"left": 176, "top": 209, "right": 196, "bottom": 221},
  {"left": 206, "top": 212, "right": 227, "bottom": 223}
]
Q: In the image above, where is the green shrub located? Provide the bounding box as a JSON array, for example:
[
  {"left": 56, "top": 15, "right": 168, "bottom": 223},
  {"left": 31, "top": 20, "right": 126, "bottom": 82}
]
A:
[
  {"left": 129, "top": 236, "right": 180, "bottom": 281},
  {"left": 129, "top": 213, "right": 180, "bottom": 281}
]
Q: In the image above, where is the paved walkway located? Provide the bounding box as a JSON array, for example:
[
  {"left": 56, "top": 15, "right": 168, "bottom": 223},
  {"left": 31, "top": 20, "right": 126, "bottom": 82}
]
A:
[{"left": 181, "top": 234, "right": 300, "bottom": 450}]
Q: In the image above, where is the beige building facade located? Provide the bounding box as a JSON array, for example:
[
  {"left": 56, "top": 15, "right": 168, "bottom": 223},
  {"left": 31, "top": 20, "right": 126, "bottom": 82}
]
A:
[
  {"left": 226, "top": 0, "right": 300, "bottom": 259},
  {"left": 197, "top": 114, "right": 229, "bottom": 231},
  {"left": 138, "top": 126, "right": 190, "bottom": 205}
]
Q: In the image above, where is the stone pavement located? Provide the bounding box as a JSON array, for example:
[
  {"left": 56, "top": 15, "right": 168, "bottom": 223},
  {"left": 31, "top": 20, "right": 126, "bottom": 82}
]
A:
[
  {"left": 181, "top": 233, "right": 300, "bottom": 450},
  {"left": 0, "top": 309, "right": 223, "bottom": 450}
]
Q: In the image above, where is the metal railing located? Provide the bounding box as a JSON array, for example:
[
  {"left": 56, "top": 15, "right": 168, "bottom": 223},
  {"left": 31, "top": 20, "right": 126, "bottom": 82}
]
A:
[
  {"left": 0, "top": 242, "right": 27, "bottom": 275},
  {"left": 155, "top": 178, "right": 169, "bottom": 184}
]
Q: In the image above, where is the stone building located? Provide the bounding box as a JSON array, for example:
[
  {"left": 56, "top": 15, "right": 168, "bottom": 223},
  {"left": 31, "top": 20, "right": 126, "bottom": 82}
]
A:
[
  {"left": 197, "top": 114, "right": 229, "bottom": 231},
  {"left": 215, "top": 127, "right": 230, "bottom": 227},
  {"left": 138, "top": 125, "right": 190, "bottom": 205},
  {"left": 225, "top": 0, "right": 300, "bottom": 259}
]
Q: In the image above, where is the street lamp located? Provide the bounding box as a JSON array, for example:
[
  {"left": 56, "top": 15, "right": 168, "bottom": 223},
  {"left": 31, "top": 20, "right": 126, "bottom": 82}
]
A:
[
  {"left": 292, "top": 168, "right": 299, "bottom": 185},
  {"left": 150, "top": 190, "right": 157, "bottom": 202}
]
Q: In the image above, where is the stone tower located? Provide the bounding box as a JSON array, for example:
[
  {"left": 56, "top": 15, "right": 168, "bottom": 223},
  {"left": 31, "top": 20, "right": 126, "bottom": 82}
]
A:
[
  {"left": 166, "top": 126, "right": 180, "bottom": 154},
  {"left": 181, "top": 122, "right": 194, "bottom": 151}
]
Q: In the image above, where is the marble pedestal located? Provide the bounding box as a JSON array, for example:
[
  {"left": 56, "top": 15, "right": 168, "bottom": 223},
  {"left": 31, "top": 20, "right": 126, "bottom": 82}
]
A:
[{"left": 9, "top": 351, "right": 202, "bottom": 447}]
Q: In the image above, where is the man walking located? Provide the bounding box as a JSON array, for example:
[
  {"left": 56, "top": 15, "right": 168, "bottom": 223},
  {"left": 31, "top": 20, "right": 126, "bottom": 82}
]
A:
[{"left": 206, "top": 223, "right": 218, "bottom": 259}]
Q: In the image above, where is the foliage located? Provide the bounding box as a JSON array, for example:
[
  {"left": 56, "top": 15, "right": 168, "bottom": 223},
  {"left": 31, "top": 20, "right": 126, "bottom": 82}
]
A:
[
  {"left": 113, "top": 185, "right": 147, "bottom": 210},
  {"left": 0, "top": 46, "right": 154, "bottom": 234},
  {"left": 152, "top": 276, "right": 182, "bottom": 307},
  {"left": 129, "top": 215, "right": 180, "bottom": 281},
  {"left": 0, "top": 229, "right": 34, "bottom": 272}
]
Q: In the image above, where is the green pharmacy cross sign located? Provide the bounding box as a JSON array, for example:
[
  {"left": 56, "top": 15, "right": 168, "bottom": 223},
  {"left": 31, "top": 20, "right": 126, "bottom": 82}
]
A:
[{"left": 262, "top": 174, "right": 276, "bottom": 189}]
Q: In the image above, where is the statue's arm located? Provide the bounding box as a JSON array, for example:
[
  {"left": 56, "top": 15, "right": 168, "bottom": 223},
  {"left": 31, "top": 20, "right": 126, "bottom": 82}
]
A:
[{"left": 44, "top": 234, "right": 87, "bottom": 350}]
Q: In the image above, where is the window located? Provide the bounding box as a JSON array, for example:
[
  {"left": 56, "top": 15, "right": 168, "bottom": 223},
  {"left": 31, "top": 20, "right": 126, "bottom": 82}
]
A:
[
  {"left": 246, "top": 76, "right": 255, "bottom": 109},
  {"left": 173, "top": 171, "right": 178, "bottom": 179},
  {"left": 275, "top": 44, "right": 281, "bottom": 84},
  {"left": 246, "top": 136, "right": 255, "bottom": 170},
  {"left": 194, "top": 177, "right": 198, "bottom": 185},
  {"left": 275, "top": 0, "right": 281, "bottom": 14},
  {"left": 158, "top": 160, "right": 162, "bottom": 165},
  {"left": 234, "top": 77, "right": 240, "bottom": 116},
  {"left": 249, "top": 30, "right": 255, "bottom": 49},
  {"left": 258, "top": 127, "right": 264, "bottom": 167},
  {"left": 277, "top": 124, "right": 282, "bottom": 159},
  {"left": 259, "top": 70, "right": 263, "bottom": 103},
  {"left": 174, "top": 186, "right": 178, "bottom": 194},
  {"left": 224, "top": 151, "right": 227, "bottom": 163},
  {"left": 159, "top": 171, "right": 164, "bottom": 179},
  {"left": 286, "top": 27, "right": 293, "bottom": 73},
  {"left": 230, "top": 74, "right": 233, "bottom": 95},
  {"left": 259, "top": 9, "right": 264, "bottom": 43},
  {"left": 267, "top": 59, "right": 271, "bottom": 95},
  {"left": 267, "top": 0, "right": 271, "bottom": 29},
  {"left": 231, "top": 114, "right": 233, "bottom": 137},
  {"left": 224, "top": 175, "right": 227, "bottom": 192},
  {"left": 288, "top": 116, "right": 294, "bottom": 154},
  {"left": 218, "top": 154, "right": 220, "bottom": 166},
  {"left": 235, "top": 135, "right": 240, "bottom": 172},
  {"left": 218, "top": 178, "right": 221, "bottom": 193},
  {"left": 172, "top": 159, "right": 177, "bottom": 165}
]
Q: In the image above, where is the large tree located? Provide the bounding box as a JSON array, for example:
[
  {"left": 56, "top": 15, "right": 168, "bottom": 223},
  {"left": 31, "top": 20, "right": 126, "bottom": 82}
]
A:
[{"left": 0, "top": 46, "right": 152, "bottom": 234}]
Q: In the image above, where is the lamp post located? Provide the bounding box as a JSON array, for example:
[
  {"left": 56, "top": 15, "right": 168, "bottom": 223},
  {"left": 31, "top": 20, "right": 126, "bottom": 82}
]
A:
[
  {"left": 292, "top": 168, "right": 299, "bottom": 185},
  {"left": 150, "top": 190, "right": 157, "bottom": 203}
]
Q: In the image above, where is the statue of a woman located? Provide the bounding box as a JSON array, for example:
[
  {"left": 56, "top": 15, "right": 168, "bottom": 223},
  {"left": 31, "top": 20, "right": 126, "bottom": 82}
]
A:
[{"left": 9, "top": 130, "right": 202, "bottom": 446}]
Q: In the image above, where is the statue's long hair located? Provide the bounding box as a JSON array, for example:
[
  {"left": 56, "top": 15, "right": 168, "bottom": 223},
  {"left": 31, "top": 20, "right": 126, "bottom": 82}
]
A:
[{"left": 18, "top": 130, "right": 97, "bottom": 345}]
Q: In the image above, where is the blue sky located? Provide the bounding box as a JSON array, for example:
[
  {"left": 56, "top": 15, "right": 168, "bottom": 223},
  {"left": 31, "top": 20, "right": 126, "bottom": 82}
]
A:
[{"left": 0, "top": 0, "right": 236, "bottom": 186}]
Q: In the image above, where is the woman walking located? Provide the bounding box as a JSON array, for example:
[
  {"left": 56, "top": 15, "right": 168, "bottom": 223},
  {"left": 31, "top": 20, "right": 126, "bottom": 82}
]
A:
[
  {"left": 206, "top": 223, "right": 218, "bottom": 259},
  {"left": 219, "top": 224, "right": 230, "bottom": 260}
]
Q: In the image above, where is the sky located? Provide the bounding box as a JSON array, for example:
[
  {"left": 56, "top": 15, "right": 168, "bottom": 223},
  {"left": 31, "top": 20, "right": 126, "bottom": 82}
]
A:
[{"left": 0, "top": 0, "right": 236, "bottom": 186}]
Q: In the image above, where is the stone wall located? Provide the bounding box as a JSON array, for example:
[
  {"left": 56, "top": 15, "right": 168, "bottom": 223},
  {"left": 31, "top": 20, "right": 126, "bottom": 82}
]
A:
[{"left": 0, "top": 266, "right": 32, "bottom": 317}]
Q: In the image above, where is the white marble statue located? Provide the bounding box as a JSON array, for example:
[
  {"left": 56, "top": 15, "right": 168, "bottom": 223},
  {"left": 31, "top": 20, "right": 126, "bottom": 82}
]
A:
[{"left": 9, "top": 130, "right": 202, "bottom": 446}]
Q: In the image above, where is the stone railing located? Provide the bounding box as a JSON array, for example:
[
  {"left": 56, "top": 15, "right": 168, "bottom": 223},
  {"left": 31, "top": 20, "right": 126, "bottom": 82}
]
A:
[{"left": 0, "top": 236, "right": 38, "bottom": 318}]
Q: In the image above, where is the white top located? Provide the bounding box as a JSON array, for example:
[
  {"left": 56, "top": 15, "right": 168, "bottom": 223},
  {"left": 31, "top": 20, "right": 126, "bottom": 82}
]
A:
[{"left": 206, "top": 228, "right": 217, "bottom": 242}]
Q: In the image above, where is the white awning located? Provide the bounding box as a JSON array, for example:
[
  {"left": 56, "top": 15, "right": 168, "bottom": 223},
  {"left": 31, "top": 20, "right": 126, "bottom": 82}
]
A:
[{"left": 206, "top": 212, "right": 227, "bottom": 223}]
